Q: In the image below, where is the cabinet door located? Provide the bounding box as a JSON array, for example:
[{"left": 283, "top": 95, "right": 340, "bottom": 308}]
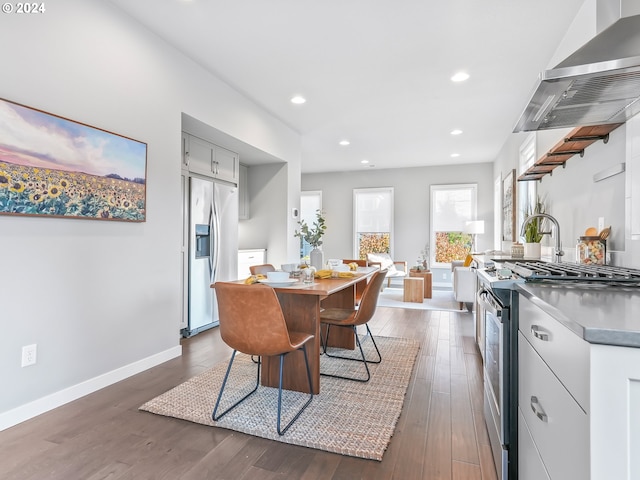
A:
[
  {"left": 214, "top": 146, "right": 239, "bottom": 183},
  {"left": 518, "top": 334, "right": 589, "bottom": 480},
  {"left": 518, "top": 409, "right": 551, "bottom": 480},
  {"left": 185, "top": 135, "right": 215, "bottom": 176},
  {"left": 181, "top": 132, "right": 189, "bottom": 170}
]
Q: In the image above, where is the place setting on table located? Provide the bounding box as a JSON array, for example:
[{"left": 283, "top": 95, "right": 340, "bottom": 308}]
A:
[{"left": 242, "top": 259, "right": 367, "bottom": 288}]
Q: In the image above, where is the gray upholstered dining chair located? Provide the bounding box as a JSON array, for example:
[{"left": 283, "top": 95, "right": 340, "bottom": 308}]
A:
[
  {"left": 319, "top": 269, "right": 387, "bottom": 382},
  {"left": 211, "top": 282, "right": 314, "bottom": 435}
]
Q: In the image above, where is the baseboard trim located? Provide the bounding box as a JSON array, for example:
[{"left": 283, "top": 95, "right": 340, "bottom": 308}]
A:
[{"left": 0, "top": 345, "right": 182, "bottom": 431}]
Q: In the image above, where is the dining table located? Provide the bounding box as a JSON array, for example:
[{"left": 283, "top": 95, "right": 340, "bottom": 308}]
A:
[{"left": 223, "top": 266, "right": 378, "bottom": 394}]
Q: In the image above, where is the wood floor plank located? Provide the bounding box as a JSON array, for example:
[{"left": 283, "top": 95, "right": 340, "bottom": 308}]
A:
[
  {"left": 422, "top": 391, "right": 452, "bottom": 480},
  {"left": 451, "top": 373, "right": 480, "bottom": 465},
  {"left": 0, "top": 300, "right": 501, "bottom": 480}
]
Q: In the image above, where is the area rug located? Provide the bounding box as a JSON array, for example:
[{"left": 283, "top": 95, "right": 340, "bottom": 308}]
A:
[
  {"left": 377, "top": 287, "right": 464, "bottom": 311},
  {"left": 139, "top": 336, "right": 419, "bottom": 461}
]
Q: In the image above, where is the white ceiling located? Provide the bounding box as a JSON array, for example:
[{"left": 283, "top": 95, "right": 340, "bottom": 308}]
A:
[{"left": 107, "top": 0, "right": 586, "bottom": 173}]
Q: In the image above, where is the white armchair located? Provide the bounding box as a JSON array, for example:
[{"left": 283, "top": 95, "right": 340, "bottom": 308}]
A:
[
  {"left": 452, "top": 262, "right": 476, "bottom": 310},
  {"left": 366, "top": 253, "right": 407, "bottom": 289}
]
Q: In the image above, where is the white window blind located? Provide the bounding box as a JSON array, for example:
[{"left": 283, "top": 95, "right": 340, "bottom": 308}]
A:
[{"left": 432, "top": 185, "right": 475, "bottom": 232}]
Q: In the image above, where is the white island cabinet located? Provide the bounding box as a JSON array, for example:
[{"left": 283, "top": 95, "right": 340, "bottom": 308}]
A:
[{"left": 518, "top": 292, "right": 640, "bottom": 480}]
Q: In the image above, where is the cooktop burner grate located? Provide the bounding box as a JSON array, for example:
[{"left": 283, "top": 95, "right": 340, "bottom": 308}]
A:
[{"left": 503, "top": 261, "right": 640, "bottom": 286}]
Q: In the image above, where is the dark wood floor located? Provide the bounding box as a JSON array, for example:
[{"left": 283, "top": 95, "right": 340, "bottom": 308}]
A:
[{"left": 0, "top": 306, "right": 497, "bottom": 480}]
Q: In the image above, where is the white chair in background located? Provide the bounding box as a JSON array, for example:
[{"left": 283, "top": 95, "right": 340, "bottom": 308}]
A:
[{"left": 452, "top": 260, "right": 476, "bottom": 310}]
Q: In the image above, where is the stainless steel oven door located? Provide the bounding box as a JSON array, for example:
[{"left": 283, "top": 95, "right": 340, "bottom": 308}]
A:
[{"left": 478, "top": 288, "right": 508, "bottom": 480}]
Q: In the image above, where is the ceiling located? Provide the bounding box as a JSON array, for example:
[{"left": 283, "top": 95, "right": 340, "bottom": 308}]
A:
[{"left": 107, "top": 0, "right": 586, "bottom": 173}]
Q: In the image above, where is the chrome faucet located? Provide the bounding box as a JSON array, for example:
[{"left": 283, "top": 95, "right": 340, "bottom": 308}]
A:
[{"left": 520, "top": 213, "right": 565, "bottom": 262}]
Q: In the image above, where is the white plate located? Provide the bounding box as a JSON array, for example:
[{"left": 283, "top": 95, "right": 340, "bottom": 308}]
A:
[{"left": 257, "top": 279, "right": 298, "bottom": 287}]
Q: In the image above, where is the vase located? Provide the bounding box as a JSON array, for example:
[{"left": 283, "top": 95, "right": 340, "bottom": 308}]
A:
[
  {"left": 310, "top": 247, "right": 324, "bottom": 270},
  {"left": 523, "top": 242, "right": 541, "bottom": 259}
]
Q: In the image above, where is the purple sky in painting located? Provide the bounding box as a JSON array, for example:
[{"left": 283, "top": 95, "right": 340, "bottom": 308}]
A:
[{"left": 0, "top": 99, "right": 146, "bottom": 180}]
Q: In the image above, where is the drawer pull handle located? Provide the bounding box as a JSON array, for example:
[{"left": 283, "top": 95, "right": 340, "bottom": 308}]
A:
[
  {"left": 530, "top": 325, "right": 549, "bottom": 341},
  {"left": 530, "top": 396, "right": 548, "bottom": 422}
]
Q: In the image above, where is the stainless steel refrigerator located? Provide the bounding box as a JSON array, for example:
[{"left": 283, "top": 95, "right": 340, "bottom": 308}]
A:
[{"left": 183, "top": 176, "right": 238, "bottom": 337}]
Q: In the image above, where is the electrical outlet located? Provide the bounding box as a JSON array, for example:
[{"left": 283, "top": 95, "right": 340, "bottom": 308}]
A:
[
  {"left": 598, "top": 217, "right": 605, "bottom": 232},
  {"left": 21, "top": 344, "right": 37, "bottom": 367},
  {"left": 442, "top": 273, "right": 446, "bottom": 279}
]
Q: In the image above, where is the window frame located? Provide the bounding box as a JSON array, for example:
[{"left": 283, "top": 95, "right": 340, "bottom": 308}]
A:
[
  {"left": 353, "top": 187, "right": 394, "bottom": 259},
  {"left": 430, "top": 183, "right": 478, "bottom": 268}
]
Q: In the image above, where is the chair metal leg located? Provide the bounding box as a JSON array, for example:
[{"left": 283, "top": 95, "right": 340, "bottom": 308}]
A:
[
  {"left": 322, "top": 324, "right": 382, "bottom": 364},
  {"left": 277, "top": 344, "right": 314, "bottom": 435},
  {"left": 212, "top": 350, "right": 260, "bottom": 421},
  {"left": 320, "top": 324, "right": 382, "bottom": 382}
]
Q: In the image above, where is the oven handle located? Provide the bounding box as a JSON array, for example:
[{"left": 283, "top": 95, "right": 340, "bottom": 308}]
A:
[{"left": 476, "top": 288, "right": 502, "bottom": 317}]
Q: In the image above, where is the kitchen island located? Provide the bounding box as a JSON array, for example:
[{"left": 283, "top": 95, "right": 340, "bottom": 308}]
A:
[{"left": 516, "top": 283, "right": 640, "bottom": 480}]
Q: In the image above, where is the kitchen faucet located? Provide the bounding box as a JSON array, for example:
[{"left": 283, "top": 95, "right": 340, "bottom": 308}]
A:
[{"left": 520, "top": 213, "right": 565, "bottom": 262}]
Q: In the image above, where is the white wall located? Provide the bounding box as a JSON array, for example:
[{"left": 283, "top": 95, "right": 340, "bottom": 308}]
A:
[
  {"left": 301, "top": 163, "right": 494, "bottom": 273},
  {"left": 493, "top": 0, "right": 640, "bottom": 268},
  {"left": 0, "top": 0, "right": 300, "bottom": 429}
]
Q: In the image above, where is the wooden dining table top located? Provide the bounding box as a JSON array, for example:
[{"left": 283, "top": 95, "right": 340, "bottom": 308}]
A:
[{"left": 228, "top": 266, "right": 378, "bottom": 297}]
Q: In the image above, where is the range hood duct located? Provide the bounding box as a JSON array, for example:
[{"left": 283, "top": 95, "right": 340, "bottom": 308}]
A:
[{"left": 514, "top": 14, "right": 640, "bottom": 132}]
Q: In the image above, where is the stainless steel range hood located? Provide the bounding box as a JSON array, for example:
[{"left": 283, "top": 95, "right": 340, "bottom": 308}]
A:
[{"left": 514, "top": 13, "right": 640, "bottom": 132}]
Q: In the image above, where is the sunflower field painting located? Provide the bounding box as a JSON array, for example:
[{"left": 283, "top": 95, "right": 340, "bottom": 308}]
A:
[{"left": 0, "top": 98, "right": 147, "bottom": 222}]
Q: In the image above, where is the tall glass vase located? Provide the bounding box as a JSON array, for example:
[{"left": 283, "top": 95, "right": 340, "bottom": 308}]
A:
[{"left": 310, "top": 247, "right": 324, "bottom": 270}]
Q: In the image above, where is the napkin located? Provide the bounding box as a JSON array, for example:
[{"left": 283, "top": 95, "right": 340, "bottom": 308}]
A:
[
  {"left": 314, "top": 269, "right": 355, "bottom": 279},
  {"left": 244, "top": 274, "right": 266, "bottom": 284}
]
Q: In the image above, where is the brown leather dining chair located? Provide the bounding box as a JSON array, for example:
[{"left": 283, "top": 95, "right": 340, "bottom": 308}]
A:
[
  {"left": 211, "top": 282, "right": 314, "bottom": 435},
  {"left": 249, "top": 264, "right": 276, "bottom": 275},
  {"left": 319, "top": 269, "right": 387, "bottom": 382}
]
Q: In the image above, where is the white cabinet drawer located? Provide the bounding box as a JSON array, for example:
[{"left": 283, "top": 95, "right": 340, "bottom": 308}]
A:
[
  {"left": 518, "top": 408, "right": 551, "bottom": 480},
  {"left": 519, "top": 295, "right": 590, "bottom": 411},
  {"left": 518, "top": 334, "right": 589, "bottom": 480}
]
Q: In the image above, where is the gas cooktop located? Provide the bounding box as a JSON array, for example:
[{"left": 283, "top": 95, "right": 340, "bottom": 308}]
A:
[{"left": 502, "top": 261, "right": 640, "bottom": 287}]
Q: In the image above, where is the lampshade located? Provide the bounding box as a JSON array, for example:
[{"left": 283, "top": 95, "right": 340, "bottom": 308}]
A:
[{"left": 464, "top": 220, "right": 485, "bottom": 235}]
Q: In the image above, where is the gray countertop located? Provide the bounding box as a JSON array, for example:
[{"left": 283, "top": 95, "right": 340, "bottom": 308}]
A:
[{"left": 516, "top": 283, "right": 640, "bottom": 348}]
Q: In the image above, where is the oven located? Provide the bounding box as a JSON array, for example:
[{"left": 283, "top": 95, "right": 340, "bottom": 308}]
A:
[{"left": 477, "top": 279, "right": 517, "bottom": 480}]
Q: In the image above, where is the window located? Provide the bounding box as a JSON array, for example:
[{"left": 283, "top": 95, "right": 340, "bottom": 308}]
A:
[
  {"left": 494, "top": 174, "right": 502, "bottom": 250},
  {"left": 299, "top": 191, "right": 322, "bottom": 259},
  {"left": 518, "top": 134, "right": 537, "bottom": 231},
  {"left": 430, "top": 184, "right": 477, "bottom": 266},
  {"left": 353, "top": 188, "right": 393, "bottom": 260}
]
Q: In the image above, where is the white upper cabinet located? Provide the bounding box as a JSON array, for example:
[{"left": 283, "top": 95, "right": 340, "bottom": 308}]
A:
[{"left": 182, "top": 133, "right": 239, "bottom": 184}]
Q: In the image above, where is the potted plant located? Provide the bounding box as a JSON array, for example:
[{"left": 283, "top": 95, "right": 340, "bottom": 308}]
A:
[
  {"left": 522, "top": 197, "right": 546, "bottom": 258},
  {"left": 295, "top": 210, "right": 327, "bottom": 269}
]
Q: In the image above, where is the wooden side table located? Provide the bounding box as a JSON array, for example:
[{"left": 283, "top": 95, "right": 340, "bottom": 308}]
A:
[
  {"left": 409, "top": 270, "right": 432, "bottom": 298},
  {"left": 403, "top": 277, "right": 424, "bottom": 303}
]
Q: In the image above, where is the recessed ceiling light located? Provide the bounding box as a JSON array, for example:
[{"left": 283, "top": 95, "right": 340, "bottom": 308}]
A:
[
  {"left": 450, "top": 129, "right": 463, "bottom": 135},
  {"left": 451, "top": 72, "right": 469, "bottom": 82},
  {"left": 339, "top": 140, "right": 350, "bottom": 146},
  {"left": 451, "top": 153, "right": 461, "bottom": 158},
  {"left": 361, "top": 159, "right": 369, "bottom": 164},
  {"left": 290, "top": 95, "right": 306, "bottom": 104}
]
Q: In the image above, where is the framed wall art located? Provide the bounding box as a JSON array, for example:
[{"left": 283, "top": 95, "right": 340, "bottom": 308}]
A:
[
  {"left": 0, "top": 97, "right": 147, "bottom": 222},
  {"left": 502, "top": 169, "right": 516, "bottom": 242}
]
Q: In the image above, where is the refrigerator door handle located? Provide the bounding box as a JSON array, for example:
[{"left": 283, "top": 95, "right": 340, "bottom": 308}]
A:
[{"left": 210, "top": 194, "right": 220, "bottom": 282}]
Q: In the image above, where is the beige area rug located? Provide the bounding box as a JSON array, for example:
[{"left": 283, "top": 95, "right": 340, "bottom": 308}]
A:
[
  {"left": 378, "top": 287, "right": 465, "bottom": 311},
  {"left": 140, "top": 336, "right": 419, "bottom": 461}
]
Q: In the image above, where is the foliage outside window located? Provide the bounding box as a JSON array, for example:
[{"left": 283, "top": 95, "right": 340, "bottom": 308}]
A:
[
  {"left": 358, "top": 233, "right": 390, "bottom": 260},
  {"left": 434, "top": 232, "right": 472, "bottom": 263}
]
